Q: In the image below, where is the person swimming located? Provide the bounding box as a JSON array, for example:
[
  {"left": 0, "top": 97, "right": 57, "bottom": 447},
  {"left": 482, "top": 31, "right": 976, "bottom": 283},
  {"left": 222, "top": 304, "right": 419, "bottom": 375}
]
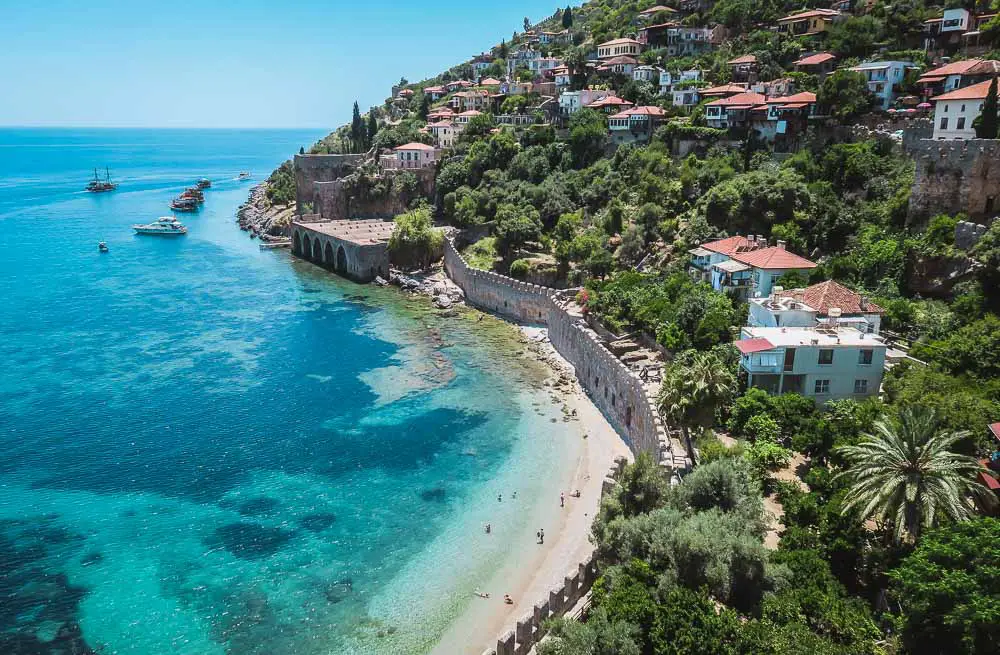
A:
[{"left": 504, "top": 594, "right": 513, "bottom": 605}]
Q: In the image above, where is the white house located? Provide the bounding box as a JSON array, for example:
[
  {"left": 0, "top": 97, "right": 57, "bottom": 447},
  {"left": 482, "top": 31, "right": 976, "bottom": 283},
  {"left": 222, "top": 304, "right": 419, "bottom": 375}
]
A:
[
  {"left": 558, "top": 89, "right": 612, "bottom": 116},
  {"left": 931, "top": 78, "right": 994, "bottom": 139},
  {"left": 687, "top": 235, "right": 817, "bottom": 299},
  {"left": 748, "top": 280, "right": 884, "bottom": 335},
  {"left": 633, "top": 65, "right": 662, "bottom": 84},
  {"left": 607, "top": 105, "right": 667, "bottom": 145},
  {"left": 704, "top": 91, "right": 766, "bottom": 128},
  {"left": 427, "top": 121, "right": 456, "bottom": 148},
  {"left": 553, "top": 65, "right": 572, "bottom": 88},
  {"left": 849, "top": 61, "right": 916, "bottom": 110},
  {"left": 383, "top": 143, "right": 438, "bottom": 170},
  {"left": 736, "top": 326, "right": 887, "bottom": 400},
  {"left": 597, "top": 38, "right": 642, "bottom": 59},
  {"left": 659, "top": 68, "right": 701, "bottom": 95}
]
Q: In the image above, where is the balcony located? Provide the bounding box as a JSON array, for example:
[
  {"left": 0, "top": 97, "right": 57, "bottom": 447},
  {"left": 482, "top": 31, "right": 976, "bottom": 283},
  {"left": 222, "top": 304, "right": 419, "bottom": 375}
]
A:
[{"left": 740, "top": 352, "right": 782, "bottom": 374}]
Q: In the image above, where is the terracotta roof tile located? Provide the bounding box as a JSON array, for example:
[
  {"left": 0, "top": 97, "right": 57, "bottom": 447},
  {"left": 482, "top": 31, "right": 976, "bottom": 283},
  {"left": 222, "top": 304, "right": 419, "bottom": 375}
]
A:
[
  {"left": 728, "top": 55, "right": 757, "bottom": 65},
  {"left": 779, "top": 9, "right": 840, "bottom": 21},
  {"left": 932, "top": 78, "right": 995, "bottom": 101},
  {"left": 706, "top": 91, "right": 766, "bottom": 107},
  {"left": 700, "top": 235, "right": 756, "bottom": 256},
  {"left": 394, "top": 142, "right": 437, "bottom": 151},
  {"left": 731, "top": 246, "right": 817, "bottom": 269},
  {"left": 783, "top": 280, "right": 883, "bottom": 315},
  {"left": 794, "top": 52, "right": 836, "bottom": 66},
  {"left": 735, "top": 338, "right": 776, "bottom": 354}
]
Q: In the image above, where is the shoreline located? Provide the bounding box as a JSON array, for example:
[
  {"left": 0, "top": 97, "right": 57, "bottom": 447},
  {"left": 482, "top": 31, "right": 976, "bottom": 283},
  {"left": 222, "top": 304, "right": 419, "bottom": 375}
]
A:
[{"left": 429, "top": 324, "right": 632, "bottom": 655}]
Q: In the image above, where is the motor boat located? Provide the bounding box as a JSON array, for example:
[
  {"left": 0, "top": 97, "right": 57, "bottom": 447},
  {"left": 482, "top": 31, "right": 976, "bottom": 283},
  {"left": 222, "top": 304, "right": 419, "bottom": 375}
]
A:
[
  {"left": 98, "top": 241, "right": 109, "bottom": 252},
  {"left": 133, "top": 217, "right": 187, "bottom": 236},
  {"left": 196, "top": 178, "right": 212, "bottom": 189},
  {"left": 238, "top": 171, "right": 252, "bottom": 180},
  {"left": 170, "top": 197, "right": 199, "bottom": 212}
]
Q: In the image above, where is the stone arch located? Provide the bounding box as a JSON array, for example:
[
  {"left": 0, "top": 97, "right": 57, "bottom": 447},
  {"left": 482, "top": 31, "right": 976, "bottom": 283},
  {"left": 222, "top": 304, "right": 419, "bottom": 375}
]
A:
[
  {"left": 625, "top": 405, "right": 633, "bottom": 428},
  {"left": 293, "top": 231, "right": 302, "bottom": 256},
  {"left": 312, "top": 237, "right": 322, "bottom": 262},
  {"left": 336, "top": 245, "right": 348, "bottom": 275},
  {"left": 302, "top": 236, "right": 314, "bottom": 261},
  {"left": 324, "top": 241, "right": 334, "bottom": 268}
]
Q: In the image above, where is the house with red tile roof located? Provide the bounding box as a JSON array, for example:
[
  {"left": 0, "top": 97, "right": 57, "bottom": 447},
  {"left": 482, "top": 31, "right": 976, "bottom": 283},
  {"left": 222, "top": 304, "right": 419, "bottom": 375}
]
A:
[
  {"left": 776, "top": 9, "right": 843, "bottom": 36},
  {"left": 704, "top": 91, "right": 766, "bottom": 128},
  {"left": 585, "top": 95, "right": 635, "bottom": 114},
  {"left": 607, "top": 106, "right": 668, "bottom": 145},
  {"left": 382, "top": 143, "right": 439, "bottom": 170},
  {"left": 793, "top": 52, "right": 837, "bottom": 77},
  {"left": 427, "top": 121, "right": 456, "bottom": 149},
  {"left": 597, "top": 55, "right": 639, "bottom": 75},
  {"left": 917, "top": 59, "right": 1000, "bottom": 97},
  {"left": 637, "top": 5, "right": 676, "bottom": 21},
  {"left": 749, "top": 280, "right": 885, "bottom": 334},
  {"left": 688, "top": 234, "right": 817, "bottom": 299},
  {"left": 931, "top": 79, "right": 996, "bottom": 139},
  {"left": 727, "top": 54, "right": 758, "bottom": 83},
  {"left": 424, "top": 85, "right": 447, "bottom": 101},
  {"left": 597, "top": 38, "right": 643, "bottom": 59}
]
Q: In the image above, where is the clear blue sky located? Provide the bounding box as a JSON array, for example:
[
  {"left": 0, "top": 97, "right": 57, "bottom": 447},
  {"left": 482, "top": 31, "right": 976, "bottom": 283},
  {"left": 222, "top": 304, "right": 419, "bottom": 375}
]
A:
[{"left": 1, "top": 0, "right": 559, "bottom": 128}]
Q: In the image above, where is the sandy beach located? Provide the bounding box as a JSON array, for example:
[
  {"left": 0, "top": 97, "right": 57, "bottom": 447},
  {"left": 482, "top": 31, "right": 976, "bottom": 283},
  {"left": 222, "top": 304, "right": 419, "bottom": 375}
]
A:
[{"left": 430, "top": 326, "right": 633, "bottom": 655}]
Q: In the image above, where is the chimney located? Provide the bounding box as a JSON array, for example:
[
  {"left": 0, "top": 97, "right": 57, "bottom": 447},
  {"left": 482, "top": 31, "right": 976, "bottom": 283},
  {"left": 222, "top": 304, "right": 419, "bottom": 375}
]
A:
[
  {"left": 860, "top": 295, "right": 869, "bottom": 311},
  {"left": 776, "top": 240, "right": 786, "bottom": 250}
]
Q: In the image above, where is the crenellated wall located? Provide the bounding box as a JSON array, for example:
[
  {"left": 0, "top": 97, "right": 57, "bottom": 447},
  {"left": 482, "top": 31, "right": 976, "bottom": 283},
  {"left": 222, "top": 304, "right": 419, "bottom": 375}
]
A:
[
  {"left": 444, "top": 240, "right": 670, "bottom": 457},
  {"left": 293, "top": 154, "right": 366, "bottom": 211},
  {"left": 908, "top": 138, "right": 1000, "bottom": 222}
]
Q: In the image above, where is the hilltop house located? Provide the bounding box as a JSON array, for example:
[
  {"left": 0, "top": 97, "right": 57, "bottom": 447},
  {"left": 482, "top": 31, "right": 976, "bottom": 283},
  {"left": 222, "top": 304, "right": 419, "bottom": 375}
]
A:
[
  {"left": 453, "top": 110, "right": 483, "bottom": 131},
  {"left": 633, "top": 65, "right": 662, "bottom": 84},
  {"left": 735, "top": 325, "right": 887, "bottom": 399},
  {"left": 849, "top": 60, "right": 916, "bottom": 109},
  {"left": 728, "top": 55, "right": 758, "bottom": 83},
  {"left": 917, "top": 59, "right": 1000, "bottom": 98},
  {"left": 637, "top": 5, "right": 677, "bottom": 21},
  {"left": 558, "top": 89, "right": 613, "bottom": 116},
  {"left": 688, "top": 235, "right": 817, "bottom": 299},
  {"left": 445, "top": 80, "right": 474, "bottom": 93},
  {"left": 382, "top": 143, "right": 438, "bottom": 170},
  {"left": 666, "top": 26, "right": 715, "bottom": 57},
  {"left": 507, "top": 47, "right": 541, "bottom": 77},
  {"left": 553, "top": 65, "right": 572, "bottom": 88},
  {"left": 638, "top": 21, "right": 680, "bottom": 48},
  {"left": 749, "top": 92, "right": 818, "bottom": 148},
  {"left": 597, "top": 55, "right": 639, "bottom": 76},
  {"left": 538, "top": 29, "right": 571, "bottom": 45},
  {"left": 450, "top": 90, "right": 490, "bottom": 112},
  {"left": 704, "top": 91, "right": 766, "bottom": 128},
  {"left": 607, "top": 106, "right": 668, "bottom": 145},
  {"left": 931, "top": 79, "right": 995, "bottom": 140},
  {"left": 424, "top": 85, "right": 446, "bottom": 101},
  {"left": 793, "top": 52, "right": 837, "bottom": 77},
  {"left": 748, "top": 280, "right": 884, "bottom": 335},
  {"left": 597, "top": 38, "right": 643, "bottom": 59},
  {"left": 659, "top": 69, "right": 702, "bottom": 96},
  {"left": 586, "top": 95, "right": 635, "bottom": 115},
  {"left": 776, "top": 9, "right": 843, "bottom": 36},
  {"left": 921, "top": 9, "right": 997, "bottom": 54},
  {"left": 427, "top": 121, "right": 455, "bottom": 148}
]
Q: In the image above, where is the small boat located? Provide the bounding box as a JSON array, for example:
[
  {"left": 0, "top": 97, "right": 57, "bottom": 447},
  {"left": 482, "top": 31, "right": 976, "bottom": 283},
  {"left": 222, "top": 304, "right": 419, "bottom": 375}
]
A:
[
  {"left": 133, "top": 217, "right": 187, "bottom": 236},
  {"left": 98, "top": 241, "right": 109, "bottom": 252},
  {"left": 180, "top": 188, "right": 205, "bottom": 203},
  {"left": 86, "top": 167, "right": 118, "bottom": 193},
  {"left": 238, "top": 171, "right": 252, "bottom": 180},
  {"left": 196, "top": 178, "right": 212, "bottom": 189},
  {"left": 170, "top": 197, "right": 199, "bottom": 212}
]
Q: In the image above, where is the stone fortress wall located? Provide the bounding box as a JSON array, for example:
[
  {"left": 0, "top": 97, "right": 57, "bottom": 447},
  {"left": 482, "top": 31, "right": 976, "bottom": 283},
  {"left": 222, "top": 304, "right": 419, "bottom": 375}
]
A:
[
  {"left": 907, "top": 138, "right": 1000, "bottom": 222},
  {"left": 444, "top": 239, "right": 670, "bottom": 459}
]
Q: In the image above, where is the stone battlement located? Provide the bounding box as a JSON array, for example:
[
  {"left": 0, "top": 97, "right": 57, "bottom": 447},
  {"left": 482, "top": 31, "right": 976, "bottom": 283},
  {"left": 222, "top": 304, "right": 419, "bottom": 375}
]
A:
[{"left": 908, "top": 138, "right": 1000, "bottom": 222}]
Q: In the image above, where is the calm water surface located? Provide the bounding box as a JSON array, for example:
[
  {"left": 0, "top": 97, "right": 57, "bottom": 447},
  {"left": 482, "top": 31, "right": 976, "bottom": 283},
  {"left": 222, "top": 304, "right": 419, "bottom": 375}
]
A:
[{"left": 0, "top": 129, "right": 577, "bottom": 654}]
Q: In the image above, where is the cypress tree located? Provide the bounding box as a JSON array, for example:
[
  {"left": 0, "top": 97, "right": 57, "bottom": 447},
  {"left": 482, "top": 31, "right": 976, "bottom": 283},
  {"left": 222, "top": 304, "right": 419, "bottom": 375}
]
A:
[
  {"left": 418, "top": 93, "right": 431, "bottom": 120},
  {"left": 350, "top": 101, "right": 364, "bottom": 152},
  {"left": 562, "top": 5, "right": 573, "bottom": 28},
  {"left": 367, "top": 113, "right": 379, "bottom": 146},
  {"left": 499, "top": 39, "right": 508, "bottom": 59},
  {"left": 977, "top": 76, "right": 998, "bottom": 139}
]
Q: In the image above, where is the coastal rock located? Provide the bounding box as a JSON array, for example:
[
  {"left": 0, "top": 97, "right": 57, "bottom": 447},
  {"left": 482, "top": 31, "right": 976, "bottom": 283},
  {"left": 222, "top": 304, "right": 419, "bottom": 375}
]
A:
[
  {"left": 434, "top": 295, "right": 453, "bottom": 309},
  {"left": 237, "top": 184, "right": 296, "bottom": 238}
]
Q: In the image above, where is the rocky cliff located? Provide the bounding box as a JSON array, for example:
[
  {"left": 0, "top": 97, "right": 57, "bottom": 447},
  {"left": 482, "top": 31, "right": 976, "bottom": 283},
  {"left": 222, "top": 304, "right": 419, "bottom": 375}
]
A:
[{"left": 237, "top": 184, "right": 297, "bottom": 238}]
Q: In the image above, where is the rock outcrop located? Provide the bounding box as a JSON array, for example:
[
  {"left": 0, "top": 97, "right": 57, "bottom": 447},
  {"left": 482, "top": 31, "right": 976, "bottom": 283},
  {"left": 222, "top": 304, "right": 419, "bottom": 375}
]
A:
[{"left": 237, "top": 184, "right": 297, "bottom": 238}]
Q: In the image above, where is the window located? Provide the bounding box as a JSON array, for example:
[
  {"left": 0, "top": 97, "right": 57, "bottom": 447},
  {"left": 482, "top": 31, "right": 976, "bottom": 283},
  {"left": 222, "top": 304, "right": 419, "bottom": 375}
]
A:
[
  {"left": 818, "top": 349, "right": 834, "bottom": 365},
  {"left": 944, "top": 104, "right": 949, "bottom": 112},
  {"left": 960, "top": 104, "right": 966, "bottom": 112},
  {"left": 858, "top": 349, "right": 873, "bottom": 365},
  {"left": 940, "top": 117, "right": 949, "bottom": 130},
  {"left": 957, "top": 117, "right": 966, "bottom": 130},
  {"left": 854, "top": 379, "right": 869, "bottom": 394},
  {"left": 814, "top": 379, "right": 830, "bottom": 394}
]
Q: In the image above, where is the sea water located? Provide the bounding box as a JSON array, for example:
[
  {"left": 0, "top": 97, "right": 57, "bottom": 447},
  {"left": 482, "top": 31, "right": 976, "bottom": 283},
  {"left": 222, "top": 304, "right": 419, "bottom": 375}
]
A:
[{"left": 0, "top": 129, "right": 584, "bottom": 654}]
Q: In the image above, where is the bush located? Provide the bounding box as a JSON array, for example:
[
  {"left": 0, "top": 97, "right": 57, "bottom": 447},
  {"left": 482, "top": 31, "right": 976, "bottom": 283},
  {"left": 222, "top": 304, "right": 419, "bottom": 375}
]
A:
[
  {"left": 388, "top": 206, "right": 443, "bottom": 269},
  {"left": 509, "top": 258, "right": 530, "bottom": 279}
]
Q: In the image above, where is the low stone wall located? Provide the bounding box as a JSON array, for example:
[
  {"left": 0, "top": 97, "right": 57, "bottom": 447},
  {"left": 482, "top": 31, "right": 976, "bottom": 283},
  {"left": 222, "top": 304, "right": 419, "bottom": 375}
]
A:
[
  {"left": 480, "top": 457, "right": 628, "bottom": 655},
  {"left": 444, "top": 239, "right": 671, "bottom": 456}
]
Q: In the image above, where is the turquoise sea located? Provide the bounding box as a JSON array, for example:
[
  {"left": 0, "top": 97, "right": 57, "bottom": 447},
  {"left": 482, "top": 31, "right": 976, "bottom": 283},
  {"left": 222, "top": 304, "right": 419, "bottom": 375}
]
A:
[{"left": 0, "top": 129, "right": 584, "bottom": 654}]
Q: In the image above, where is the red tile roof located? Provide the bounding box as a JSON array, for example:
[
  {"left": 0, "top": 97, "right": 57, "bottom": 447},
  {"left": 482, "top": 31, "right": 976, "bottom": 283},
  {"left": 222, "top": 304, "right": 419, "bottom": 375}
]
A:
[
  {"left": 978, "top": 471, "right": 1000, "bottom": 491},
  {"left": 779, "top": 9, "right": 840, "bottom": 21},
  {"left": 768, "top": 91, "right": 817, "bottom": 105},
  {"left": 599, "top": 37, "right": 643, "bottom": 47},
  {"left": 989, "top": 422, "right": 1000, "bottom": 441},
  {"left": 479, "top": 77, "right": 503, "bottom": 86},
  {"left": 794, "top": 52, "right": 836, "bottom": 66},
  {"left": 707, "top": 91, "right": 767, "bottom": 107},
  {"left": 600, "top": 55, "right": 639, "bottom": 66},
  {"left": 735, "top": 338, "right": 776, "bottom": 354},
  {"left": 394, "top": 142, "right": 436, "bottom": 151},
  {"left": 782, "top": 280, "right": 883, "bottom": 315},
  {"left": 932, "top": 79, "right": 995, "bottom": 101},
  {"left": 919, "top": 59, "right": 1000, "bottom": 81},
  {"left": 609, "top": 105, "right": 667, "bottom": 119},
  {"left": 586, "top": 95, "right": 634, "bottom": 108},
  {"left": 699, "top": 83, "right": 749, "bottom": 97},
  {"left": 639, "top": 5, "right": 675, "bottom": 15},
  {"left": 728, "top": 55, "right": 757, "bottom": 65},
  {"left": 732, "top": 246, "right": 817, "bottom": 270},
  {"left": 424, "top": 85, "right": 445, "bottom": 93},
  {"left": 700, "top": 235, "right": 757, "bottom": 256}
]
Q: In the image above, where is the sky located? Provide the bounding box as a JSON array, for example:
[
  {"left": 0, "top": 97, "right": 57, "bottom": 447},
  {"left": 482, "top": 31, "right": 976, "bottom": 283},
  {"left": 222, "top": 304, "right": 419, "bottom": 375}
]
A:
[{"left": 0, "top": 0, "right": 560, "bottom": 129}]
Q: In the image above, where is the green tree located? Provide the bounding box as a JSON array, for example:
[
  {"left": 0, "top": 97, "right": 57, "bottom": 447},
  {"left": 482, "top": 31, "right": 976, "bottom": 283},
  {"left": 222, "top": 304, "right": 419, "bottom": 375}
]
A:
[
  {"left": 818, "top": 70, "right": 875, "bottom": 123},
  {"left": 366, "top": 113, "right": 379, "bottom": 145},
  {"left": 350, "top": 101, "right": 365, "bottom": 152},
  {"left": 494, "top": 203, "right": 542, "bottom": 259},
  {"left": 658, "top": 350, "right": 736, "bottom": 451},
  {"left": 889, "top": 518, "right": 1000, "bottom": 655},
  {"left": 835, "top": 406, "right": 995, "bottom": 543},
  {"left": 417, "top": 93, "right": 431, "bottom": 120},
  {"left": 538, "top": 607, "right": 640, "bottom": 655},
  {"left": 388, "top": 206, "right": 444, "bottom": 268},
  {"left": 499, "top": 39, "right": 508, "bottom": 59},
  {"left": 975, "top": 76, "right": 998, "bottom": 139},
  {"left": 568, "top": 109, "right": 607, "bottom": 169},
  {"left": 562, "top": 5, "right": 573, "bottom": 29}
]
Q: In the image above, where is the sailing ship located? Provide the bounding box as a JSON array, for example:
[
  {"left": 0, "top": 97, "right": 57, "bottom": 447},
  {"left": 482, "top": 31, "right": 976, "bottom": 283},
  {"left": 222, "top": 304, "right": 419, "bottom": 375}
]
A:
[{"left": 86, "top": 167, "right": 118, "bottom": 193}]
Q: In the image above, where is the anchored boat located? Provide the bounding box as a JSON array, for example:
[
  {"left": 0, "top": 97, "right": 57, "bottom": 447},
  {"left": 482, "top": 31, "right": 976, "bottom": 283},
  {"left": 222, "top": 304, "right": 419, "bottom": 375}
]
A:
[
  {"left": 196, "top": 178, "right": 212, "bottom": 189},
  {"left": 133, "top": 217, "right": 188, "bottom": 236},
  {"left": 86, "top": 167, "right": 118, "bottom": 193}
]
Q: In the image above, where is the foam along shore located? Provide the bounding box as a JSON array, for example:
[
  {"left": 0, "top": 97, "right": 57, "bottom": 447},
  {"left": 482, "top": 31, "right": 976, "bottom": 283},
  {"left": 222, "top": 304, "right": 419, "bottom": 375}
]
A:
[{"left": 430, "top": 325, "right": 633, "bottom": 655}]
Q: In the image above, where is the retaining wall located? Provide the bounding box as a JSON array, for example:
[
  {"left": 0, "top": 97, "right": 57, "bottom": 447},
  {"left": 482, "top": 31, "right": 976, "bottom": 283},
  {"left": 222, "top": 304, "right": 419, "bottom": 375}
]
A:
[{"left": 444, "top": 239, "right": 670, "bottom": 456}]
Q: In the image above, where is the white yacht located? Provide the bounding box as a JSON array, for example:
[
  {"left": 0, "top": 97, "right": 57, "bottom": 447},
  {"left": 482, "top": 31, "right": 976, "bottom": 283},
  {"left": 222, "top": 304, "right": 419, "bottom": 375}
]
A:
[{"left": 133, "top": 216, "right": 188, "bottom": 236}]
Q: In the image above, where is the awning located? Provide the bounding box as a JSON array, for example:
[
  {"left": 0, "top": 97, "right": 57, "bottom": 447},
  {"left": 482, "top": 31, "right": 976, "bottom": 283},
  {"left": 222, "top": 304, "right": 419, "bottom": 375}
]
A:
[
  {"left": 715, "top": 259, "right": 751, "bottom": 272},
  {"left": 990, "top": 422, "right": 1000, "bottom": 443},
  {"left": 918, "top": 75, "right": 946, "bottom": 83},
  {"left": 735, "top": 338, "right": 776, "bottom": 354},
  {"left": 778, "top": 102, "right": 809, "bottom": 109},
  {"left": 688, "top": 247, "right": 713, "bottom": 257},
  {"left": 978, "top": 471, "right": 1000, "bottom": 491}
]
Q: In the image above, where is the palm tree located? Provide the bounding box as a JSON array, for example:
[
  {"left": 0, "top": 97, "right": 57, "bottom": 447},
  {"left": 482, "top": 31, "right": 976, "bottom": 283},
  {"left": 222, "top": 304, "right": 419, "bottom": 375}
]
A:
[
  {"left": 835, "top": 406, "right": 995, "bottom": 543},
  {"left": 658, "top": 351, "right": 735, "bottom": 460}
]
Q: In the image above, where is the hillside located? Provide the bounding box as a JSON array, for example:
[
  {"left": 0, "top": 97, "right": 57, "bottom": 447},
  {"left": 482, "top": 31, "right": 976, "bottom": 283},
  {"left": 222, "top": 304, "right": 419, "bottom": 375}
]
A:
[{"left": 266, "top": 1, "right": 1000, "bottom": 653}]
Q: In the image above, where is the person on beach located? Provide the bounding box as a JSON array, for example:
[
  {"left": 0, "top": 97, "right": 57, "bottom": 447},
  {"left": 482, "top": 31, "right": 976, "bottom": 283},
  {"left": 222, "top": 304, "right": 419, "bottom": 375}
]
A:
[
  {"left": 512, "top": 491, "right": 517, "bottom": 499},
  {"left": 560, "top": 492, "right": 565, "bottom": 507},
  {"left": 497, "top": 493, "right": 502, "bottom": 502},
  {"left": 538, "top": 529, "right": 545, "bottom": 544},
  {"left": 474, "top": 589, "right": 489, "bottom": 599},
  {"left": 504, "top": 594, "right": 513, "bottom": 605},
  {"left": 485, "top": 523, "right": 491, "bottom": 534}
]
